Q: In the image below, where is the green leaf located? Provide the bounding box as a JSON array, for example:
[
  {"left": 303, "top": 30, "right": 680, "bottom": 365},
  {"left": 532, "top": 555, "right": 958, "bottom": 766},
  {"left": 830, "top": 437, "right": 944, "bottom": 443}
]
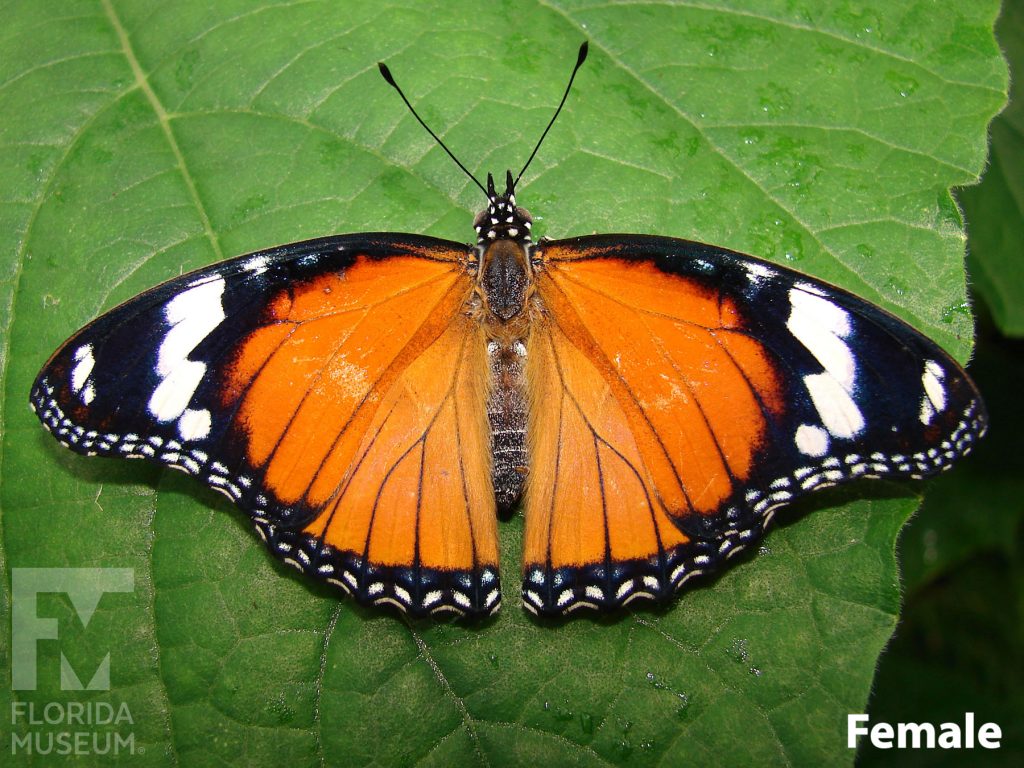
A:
[
  {"left": 0, "top": 2, "right": 1006, "bottom": 766},
  {"left": 861, "top": 540, "right": 1024, "bottom": 767},
  {"left": 960, "top": 0, "right": 1024, "bottom": 338}
]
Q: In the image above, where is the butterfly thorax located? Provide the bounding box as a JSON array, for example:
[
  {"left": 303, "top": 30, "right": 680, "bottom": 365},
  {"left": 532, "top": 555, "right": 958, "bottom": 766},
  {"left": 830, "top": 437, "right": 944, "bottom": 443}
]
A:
[
  {"left": 475, "top": 171, "right": 536, "bottom": 325},
  {"left": 480, "top": 239, "right": 533, "bottom": 325}
]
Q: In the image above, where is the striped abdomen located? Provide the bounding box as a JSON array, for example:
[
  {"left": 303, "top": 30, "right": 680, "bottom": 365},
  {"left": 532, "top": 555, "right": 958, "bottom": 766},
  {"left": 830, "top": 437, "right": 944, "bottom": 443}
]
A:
[{"left": 487, "top": 339, "right": 528, "bottom": 514}]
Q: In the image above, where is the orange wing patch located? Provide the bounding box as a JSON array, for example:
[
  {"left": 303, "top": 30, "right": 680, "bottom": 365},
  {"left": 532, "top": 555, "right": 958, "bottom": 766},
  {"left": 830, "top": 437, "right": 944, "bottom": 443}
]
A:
[
  {"left": 306, "top": 315, "right": 495, "bottom": 570},
  {"left": 224, "top": 250, "right": 500, "bottom": 616},
  {"left": 537, "top": 253, "right": 784, "bottom": 518},
  {"left": 227, "top": 254, "right": 468, "bottom": 507},
  {"left": 523, "top": 249, "right": 785, "bottom": 614}
]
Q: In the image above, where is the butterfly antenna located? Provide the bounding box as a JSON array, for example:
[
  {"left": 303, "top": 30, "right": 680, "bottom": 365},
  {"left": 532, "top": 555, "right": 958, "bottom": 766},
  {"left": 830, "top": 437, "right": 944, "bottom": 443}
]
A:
[
  {"left": 378, "top": 61, "right": 488, "bottom": 196},
  {"left": 513, "top": 41, "right": 589, "bottom": 190}
]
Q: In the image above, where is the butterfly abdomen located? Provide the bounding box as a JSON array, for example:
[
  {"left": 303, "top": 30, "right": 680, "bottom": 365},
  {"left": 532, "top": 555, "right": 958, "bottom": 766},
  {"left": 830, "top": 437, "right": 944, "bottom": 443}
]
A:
[{"left": 487, "top": 338, "right": 528, "bottom": 514}]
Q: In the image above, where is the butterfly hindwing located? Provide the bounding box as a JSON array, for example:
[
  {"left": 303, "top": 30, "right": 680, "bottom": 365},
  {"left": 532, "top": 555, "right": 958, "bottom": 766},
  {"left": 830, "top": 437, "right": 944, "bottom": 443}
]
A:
[
  {"left": 32, "top": 233, "right": 501, "bottom": 617},
  {"left": 523, "top": 234, "right": 986, "bottom": 615}
]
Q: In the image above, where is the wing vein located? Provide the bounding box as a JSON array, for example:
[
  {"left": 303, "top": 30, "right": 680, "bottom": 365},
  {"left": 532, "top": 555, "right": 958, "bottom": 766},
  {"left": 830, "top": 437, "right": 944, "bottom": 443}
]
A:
[
  {"left": 450, "top": 354, "right": 480, "bottom": 575},
  {"left": 592, "top": 430, "right": 612, "bottom": 593},
  {"left": 542, "top": 275, "right": 695, "bottom": 515},
  {"left": 296, "top": 278, "right": 471, "bottom": 506},
  {"left": 641, "top": 316, "right": 739, "bottom": 489}
]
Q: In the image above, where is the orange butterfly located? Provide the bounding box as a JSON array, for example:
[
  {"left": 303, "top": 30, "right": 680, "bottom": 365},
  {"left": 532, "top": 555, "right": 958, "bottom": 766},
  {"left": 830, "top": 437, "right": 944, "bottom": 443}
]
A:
[{"left": 31, "top": 43, "right": 985, "bottom": 617}]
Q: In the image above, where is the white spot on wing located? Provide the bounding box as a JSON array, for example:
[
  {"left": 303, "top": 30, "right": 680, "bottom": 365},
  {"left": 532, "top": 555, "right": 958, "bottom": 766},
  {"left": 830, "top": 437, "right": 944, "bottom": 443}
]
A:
[
  {"left": 787, "top": 287, "right": 866, "bottom": 440},
  {"left": 243, "top": 255, "right": 271, "bottom": 275},
  {"left": 178, "top": 408, "right": 212, "bottom": 440},
  {"left": 795, "top": 423, "right": 829, "bottom": 457},
  {"left": 920, "top": 359, "right": 947, "bottom": 425},
  {"left": 149, "top": 363, "right": 206, "bottom": 422},
  {"left": 920, "top": 398, "right": 935, "bottom": 425},
  {"left": 803, "top": 372, "right": 865, "bottom": 438},
  {"left": 70, "top": 344, "right": 95, "bottom": 402},
  {"left": 157, "top": 280, "right": 225, "bottom": 377},
  {"left": 787, "top": 288, "right": 855, "bottom": 389},
  {"left": 745, "top": 261, "right": 776, "bottom": 284},
  {"left": 148, "top": 277, "right": 225, "bottom": 433}
]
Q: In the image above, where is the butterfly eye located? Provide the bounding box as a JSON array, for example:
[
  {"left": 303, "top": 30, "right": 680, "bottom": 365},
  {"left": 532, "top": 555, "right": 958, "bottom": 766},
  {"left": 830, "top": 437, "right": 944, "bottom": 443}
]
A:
[{"left": 472, "top": 209, "right": 488, "bottom": 231}]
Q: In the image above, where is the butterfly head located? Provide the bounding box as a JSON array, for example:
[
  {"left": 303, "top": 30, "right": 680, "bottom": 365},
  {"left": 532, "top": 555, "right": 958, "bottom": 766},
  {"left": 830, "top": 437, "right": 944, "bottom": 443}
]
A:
[{"left": 474, "top": 170, "right": 533, "bottom": 245}]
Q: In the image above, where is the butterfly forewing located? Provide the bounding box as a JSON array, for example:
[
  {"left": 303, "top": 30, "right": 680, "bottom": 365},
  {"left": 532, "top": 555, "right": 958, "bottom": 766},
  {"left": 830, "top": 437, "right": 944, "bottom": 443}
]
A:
[{"left": 31, "top": 233, "right": 502, "bottom": 617}]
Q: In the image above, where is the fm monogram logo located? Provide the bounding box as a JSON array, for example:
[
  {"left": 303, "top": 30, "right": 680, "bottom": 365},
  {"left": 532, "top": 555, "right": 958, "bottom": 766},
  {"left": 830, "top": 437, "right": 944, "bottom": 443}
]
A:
[{"left": 11, "top": 568, "right": 134, "bottom": 691}]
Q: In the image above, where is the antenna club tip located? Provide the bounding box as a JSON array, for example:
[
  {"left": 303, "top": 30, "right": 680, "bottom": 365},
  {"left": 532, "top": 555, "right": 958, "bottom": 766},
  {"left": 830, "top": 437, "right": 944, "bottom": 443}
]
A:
[
  {"left": 577, "top": 41, "right": 589, "bottom": 66},
  {"left": 378, "top": 61, "right": 396, "bottom": 86}
]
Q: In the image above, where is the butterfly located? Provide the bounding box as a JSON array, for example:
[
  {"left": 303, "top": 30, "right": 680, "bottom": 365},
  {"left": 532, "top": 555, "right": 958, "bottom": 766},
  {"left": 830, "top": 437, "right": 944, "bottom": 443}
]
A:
[{"left": 31, "top": 42, "right": 986, "bottom": 618}]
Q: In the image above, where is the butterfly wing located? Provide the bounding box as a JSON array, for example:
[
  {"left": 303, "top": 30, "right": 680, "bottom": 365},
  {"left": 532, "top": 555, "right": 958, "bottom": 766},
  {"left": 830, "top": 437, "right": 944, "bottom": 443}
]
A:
[
  {"left": 523, "top": 234, "right": 986, "bottom": 615},
  {"left": 31, "top": 234, "right": 500, "bottom": 617}
]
